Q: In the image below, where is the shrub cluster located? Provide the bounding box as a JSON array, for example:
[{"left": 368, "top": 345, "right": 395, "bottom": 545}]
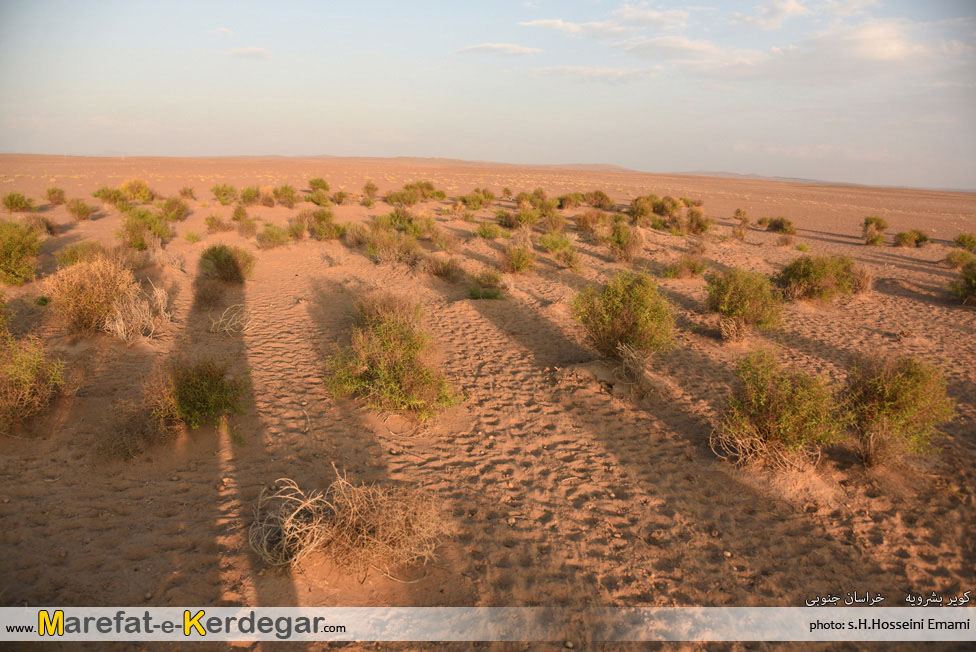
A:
[
  {"left": 764, "top": 217, "right": 796, "bottom": 234},
  {"left": 468, "top": 268, "right": 504, "bottom": 299},
  {"left": 3, "top": 193, "right": 35, "bottom": 214},
  {"left": 774, "top": 255, "right": 865, "bottom": 302},
  {"left": 0, "top": 327, "right": 64, "bottom": 436},
  {"left": 384, "top": 181, "right": 444, "bottom": 206},
  {"left": 705, "top": 268, "right": 781, "bottom": 341},
  {"left": 309, "top": 178, "right": 330, "bottom": 193},
  {"left": 120, "top": 179, "right": 156, "bottom": 203},
  {"left": 663, "top": 254, "right": 707, "bottom": 279},
  {"left": 46, "top": 187, "right": 66, "bottom": 205},
  {"left": 198, "top": 245, "right": 256, "bottom": 283},
  {"left": 862, "top": 216, "right": 888, "bottom": 246},
  {"left": 584, "top": 190, "right": 613, "bottom": 210},
  {"left": 240, "top": 186, "right": 260, "bottom": 205},
  {"left": 894, "top": 229, "right": 929, "bottom": 248},
  {"left": 67, "top": 199, "right": 95, "bottom": 221},
  {"left": 211, "top": 184, "right": 238, "bottom": 206},
  {"left": 326, "top": 293, "right": 459, "bottom": 421},
  {"left": 572, "top": 271, "right": 674, "bottom": 358},
  {"left": 0, "top": 219, "right": 41, "bottom": 285},
  {"left": 257, "top": 224, "right": 290, "bottom": 249},
  {"left": 950, "top": 260, "right": 976, "bottom": 305},
  {"left": 148, "top": 357, "right": 247, "bottom": 429},
  {"left": 576, "top": 209, "right": 606, "bottom": 234},
  {"left": 55, "top": 241, "right": 106, "bottom": 267},
  {"left": 179, "top": 186, "right": 196, "bottom": 200},
  {"left": 602, "top": 220, "right": 641, "bottom": 261},
  {"left": 955, "top": 232, "right": 976, "bottom": 252}
]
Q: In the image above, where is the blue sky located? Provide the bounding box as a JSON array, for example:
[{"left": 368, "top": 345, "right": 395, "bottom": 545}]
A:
[{"left": 0, "top": 1, "right": 973, "bottom": 189}]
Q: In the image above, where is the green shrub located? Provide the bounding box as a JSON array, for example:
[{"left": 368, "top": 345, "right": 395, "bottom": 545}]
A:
[
  {"left": 92, "top": 186, "right": 128, "bottom": 209},
  {"left": 55, "top": 241, "right": 106, "bottom": 267},
  {"left": 46, "top": 187, "right": 66, "bottom": 205},
  {"left": 118, "top": 207, "right": 171, "bottom": 250},
  {"left": 459, "top": 191, "right": 484, "bottom": 210},
  {"left": 954, "top": 232, "right": 976, "bottom": 252},
  {"left": 240, "top": 186, "right": 260, "bottom": 205},
  {"left": 653, "top": 196, "right": 681, "bottom": 218},
  {"left": 476, "top": 222, "right": 506, "bottom": 239},
  {"left": 326, "top": 293, "right": 459, "bottom": 421},
  {"left": 211, "top": 184, "right": 238, "bottom": 206},
  {"left": 151, "top": 357, "right": 246, "bottom": 429},
  {"left": 24, "top": 214, "right": 57, "bottom": 236},
  {"left": 765, "top": 217, "right": 796, "bottom": 234},
  {"left": 0, "top": 332, "right": 64, "bottom": 435},
  {"left": 576, "top": 209, "right": 606, "bottom": 233},
  {"left": 894, "top": 229, "right": 929, "bottom": 247},
  {"left": 553, "top": 247, "right": 581, "bottom": 270},
  {"left": 950, "top": 260, "right": 976, "bottom": 305},
  {"left": 362, "top": 180, "right": 378, "bottom": 201},
  {"left": 945, "top": 249, "right": 975, "bottom": 269},
  {"left": 603, "top": 220, "right": 641, "bottom": 261},
  {"left": 255, "top": 225, "right": 288, "bottom": 248},
  {"left": 232, "top": 205, "right": 248, "bottom": 222},
  {"left": 273, "top": 185, "right": 299, "bottom": 208},
  {"left": 687, "top": 208, "right": 712, "bottom": 235},
  {"left": 539, "top": 231, "right": 571, "bottom": 253},
  {"left": 777, "top": 234, "right": 795, "bottom": 247},
  {"left": 205, "top": 214, "right": 233, "bottom": 233},
  {"left": 731, "top": 224, "right": 747, "bottom": 241},
  {"left": 198, "top": 245, "right": 255, "bottom": 282},
  {"left": 309, "top": 178, "right": 330, "bottom": 193},
  {"left": 184, "top": 231, "right": 201, "bottom": 244},
  {"left": 159, "top": 196, "right": 190, "bottom": 222},
  {"left": 757, "top": 217, "right": 771, "bottom": 228},
  {"left": 384, "top": 187, "right": 422, "bottom": 207},
  {"left": 584, "top": 190, "right": 613, "bottom": 210},
  {"left": 260, "top": 193, "right": 275, "bottom": 208},
  {"left": 120, "top": 179, "right": 156, "bottom": 203},
  {"left": 3, "top": 193, "right": 35, "bottom": 214},
  {"left": 712, "top": 350, "right": 844, "bottom": 469},
  {"left": 663, "top": 255, "right": 707, "bottom": 279},
  {"left": 628, "top": 195, "right": 656, "bottom": 225},
  {"left": 573, "top": 271, "right": 673, "bottom": 357},
  {"left": 845, "top": 355, "right": 955, "bottom": 465},
  {"left": 66, "top": 198, "right": 94, "bottom": 221},
  {"left": 502, "top": 245, "right": 534, "bottom": 273},
  {"left": 501, "top": 187, "right": 512, "bottom": 200},
  {"left": 468, "top": 268, "right": 504, "bottom": 299},
  {"left": 774, "top": 255, "right": 859, "bottom": 302},
  {"left": 705, "top": 268, "right": 781, "bottom": 340},
  {"left": 332, "top": 190, "right": 351, "bottom": 205},
  {"left": 0, "top": 220, "right": 41, "bottom": 284},
  {"left": 862, "top": 216, "right": 887, "bottom": 245},
  {"left": 558, "top": 193, "right": 584, "bottom": 210},
  {"left": 425, "top": 256, "right": 464, "bottom": 282},
  {"left": 307, "top": 209, "right": 346, "bottom": 241},
  {"left": 179, "top": 186, "right": 196, "bottom": 200},
  {"left": 733, "top": 208, "right": 749, "bottom": 225},
  {"left": 795, "top": 243, "right": 810, "bottom": 252}
]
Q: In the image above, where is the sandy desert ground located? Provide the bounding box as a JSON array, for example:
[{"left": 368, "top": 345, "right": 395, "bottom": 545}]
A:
[{"left": 0, "top": 154, "right": 974, "bottom": 651}]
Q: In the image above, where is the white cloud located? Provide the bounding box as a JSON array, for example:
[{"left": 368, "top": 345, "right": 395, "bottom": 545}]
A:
[
  {"left": 456, "top": 43, "right": 542, "bottom": 55},
  {"left": 534, "top": 65, "right": 661, "bottom": 82},
  {"left": 623, "top": 35, "right": 727, "bottom": 61},
  {"left": 609, "top": 5, "right": 689, "bottom": 30},
  {"left": 225, "top": 47, "right": 269, "bottom": 59},
  {"left": 735, "top": 0, "right": 812, "bottom": 30},
  {"left": 215, "top": 27, "right": 232, "bottom": 36},
  {"left": 519, "top": 18, "right": 634, "bottom": 38},
  {"left": 820, "top": 0, "right": 881, "bottom": 18}
]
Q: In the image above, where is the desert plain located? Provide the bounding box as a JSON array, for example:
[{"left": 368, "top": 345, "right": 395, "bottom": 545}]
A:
[{"left": 0, "top": 154, "right": 974, "bottom": 651}]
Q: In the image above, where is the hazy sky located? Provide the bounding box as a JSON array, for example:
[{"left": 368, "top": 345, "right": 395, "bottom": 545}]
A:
[{"left": 1, "top": 1, "right": 974, "bottom": 189}]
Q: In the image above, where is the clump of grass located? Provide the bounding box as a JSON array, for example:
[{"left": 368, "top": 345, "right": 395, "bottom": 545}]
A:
[
  {"left": 55, "top": 241, "right": 105, "bottom": 267},
  {"left": 184, "top": 231, "right": 201, "bottom": 244},
  {"left": 240, "top": 186, "right": 260, "bottom": 205},
  {"left": 845, "top": 354, "right": 955, "bottom": 466},
  {"left": 66, "top": 198, "right": 94, "bottom": 221},
  {"left": 576, "top": 209, "right": 606, "bottom": 234},
  {"left": 117, "top": 207, "right": 171, "bottom": 250},
  {"left": 862, "top": 216, "right": 888, "bottom": 246},
  {"left": 602, "top": 220, "right": 641, "bottom": 261},
  {"left": 765, "top": 217, "right": 796, "bottom": 234},
  {"left": 3, "top": 193, "right": 35, "bottom": 214},
  {"left": 326, "top": 293, "right": 459, "bottom": 421},
  {"left": 362, "top": 180, "right": 379, "bottom": 202},
  {"left": 584, "top": 190, "right": 613, "bottom": 210},
  {"left": 24, "top": 214, "right": 57, "bottom": 236},
  {"left": 501, "top": 187, "right": 512, "bottom": 200},
  {"left": 558, "top": 193, "right": 584, "bottom": 209},
  {"left": 495, "top": 208, "right": 537, "bottom": 230},
  {"left": 205, "top": 214, "right": 233, "bottom": 233},
  {"left": 945, "top": 249, "right": 974, "bottom": 269},
  {"left": 686, "top": 208, "right": 712, "bottom": 235},
  {"left": 795, "top": 243, "right": 810, "bottom": 252},
  {"left": 0, "top": 330, "right": 64, "bottom": 435},
  {"left": 92, "top": 186, "right": 129, "bottom": 209},
  {"left": 468, "top": 268, "right": 504, "bottom": 299},
  {"left": 758, "top": 217, "right": 771, "bottom": 228},
  {"left": 894, "top": 229, "right": 929, "bottom": 247},
  {"left": 159, "top": 196, "right": 190, "bottom": 222},
  {"left": 384, "top": 181, "right": 444, "bottom": 207},
  {"left": 120, "top": 179, "right": 156, "bottom": 203},
  {"left": 711, "top": 350, "right": 844, "bottom": 469},
  {"left": 774, "top": 255, "right": 862, "bottom": 302},
  {"left": 554, "top": 247, "right": 581, "bottom": 270},
  {"left": 573, "top": 271, "right": 674, "bottom": 358},
  {"left": 309, "top": 178, "right": 330, "bottom": 193},
  {"left": 211, "top": 184, "right": 238, "bottom": 206},
  {"left": 705, "top": 268, "right": 781, "bottom": 341},
  {"left": 538, "top": 231, "right": 571, "bottom": 254},
  {"left": 99, "top": 397, "right": 174, "bottom": 459},
  {"left": 237, "top": 216, "right": 258, "bottom": 238},
  {"left": 249, "top": 474, "right": 451, "bottom": 575},
  {"left": 149, "top": 357, "right": 247, "bottom": 429},
  {"left": 260, "top": 192, "right": 276, "bottom": 208},
  {"left": 954, "top": 232, "right": 976, "bottom": 252},
  {"left": 950, "top": 260, "right": 976, "bottom": 305},
  {"left": 731, "top": 224, "right": 748, "bottom": 241},
  {"left": 663, "top": 254, "right": 707, "bottom": 279},
  {"left": 460, "top": 188, "right": 494, "bottom": 210},
  {"left": 231, "top": 204, "right": 248, "bottom": 222},
  {"left": 198, "top": 245, "right": 255, "bottom": 282},
  {"left": 425, "top": 256, "right": 464, "bottom": 282},
  {"left": 256, "top": 224, "right": 290, "bottom": 249},
  {"left": 179, "top": 186, "right": 196, "bottom": 200},
  {"left": 273, "top": 185, "right": 299, "bottom": 208},
  {"left": 0, "top": 220, "right": 41, "bottom": 284},
  {"left": 502, "top": 244, "right": 534, "bottom": 273},
  {"left": 776, "top": 234, "right": 795, "bottom": 247},
  {"left": 734, "top": 208, "right": 749, "bottom": 225},
  {"left": 476, "top": 222, "right": 507, "bottom": 239},
  {"left": 542, "top": 210, "right": 566, "bottom": 233},
  {"left": 332, "top": 190, "right": 351, "bottom": 205},
  {"left": 628, "top": 195, "right": 656, "bottom": 226},
  {"left": 46, "top": 187, "right": 66, "bottom": 205}
]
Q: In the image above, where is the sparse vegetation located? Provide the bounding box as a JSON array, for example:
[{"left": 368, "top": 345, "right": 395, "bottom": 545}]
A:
[
  {"left": 25, "top": 214, "right": 57, "bottom": 236},
  {"left": 602, "top": 220, "right": 641, "bottom": 261},
  {"left": 711, "top": 349, "right": 844, "bottom": 469},
  {"left": 332, "top": 190, "right": 351, "bottom": 205},
  {"left": 260, "top": 192, "right": 276, "bottom": 208},
  {"left": 54, "top": 241, "right": 106, "bottom": 267},
  {"left": 159, "top": 196, "right": 190, "bottom": 222},
  {"left": 468, "top": 268, "right": 504, "bottom": 299},
  {"left": 954, "top": 232, "right": 976, "bottom": 252},
  {"left": 362, "top": 180, "right": 378, "bottom": 202},
  {"left": 120, "top": 179, "right": 156, "bottom": 203},
  {"left": 777, "top": 234, "right": 795, "bottom": 247},
  {"left": 862, "top": 216, "right": 888, "bottom": 246},
  {"left": 0, "top": 220, "right": 41, "bottom": 285},
  {"left": 734, "top": 208, "right": 749, "bottom": 225},
  {"left": 476, "top": 222, "right": 507, "bottom": 239},
  {"left": 117, "top": 207, "right": 171, "bottom": 250},
  {"left": 205, "top": 214, "right": 233, "bottom": 233},
  {"left": 425, "top": 256, "right": 464, "bottom": 282},
  {"left": 66, "top": 198, "right": 95, "bottom": 221},
  {"left": 46, "top": 187, "right": 66, "bottom": 205},
  {"left": 687, "top": 208, "right": 712, "bottom": 235},
  {"left": 894, "top": 229, "right": 929, "bottom": 248},
  {"left": 3, "top": 193, "right": 35, "bottom": 214},
  {"left": 774, "top": 255, "right": 861, "bottom": 302},
  {"left": 765, "top": 217, "right": 796, "bottom": 234},
  {"left": 256, "top": 224, "right": 290, "bottom": 249},
  {"left": 945, "top": 249, "right": 974, "bottom": 269},
  {"left": 705, "top": 268, "right": 781, "bottom": 341},
  {"left": 273, "top": 185, "right": 299, "bottom": 208},
  {"left": 502, "top": 245, "right": 534, "bottom": 273},
  {"left": 326, "top": 293, "right": 459, "bottom": 421},
  {"left": 198, "top": 245, "right": 255, "bottom": 283},
  {"left": 309, "top": 178, "right": 330, "bottom": 193},
  {"left": 539, "top": 231, "right": 571, "bottom": 254},
  {"left": 150, "top": 357, "right": 247, "bottom": 428},
  {"left": 950, "top": 260, "right": 976, "bottom": 305},
  {"left": 576, "top": 209, "right": 606, "bottom": 234},
  {"left": 584, "top": 190, "right": 613, "bottom": 210},
  {"left": 184, "top": 231, "right": 201, "bottom": 244},
  {"left": 663, "top": 255, "right": 707, "bottom": 279},
  {"left": 845, "top": 354, "right": 955, "bottom": 465},
  {"left": 241, "top": 186, "right": 260, "bottom": 205},
  {"left": 558, "top": 193, "right": 584, "bottom": 210},
  {"left": 179, "top": 186, "right": 196, "bottom": 200},
  {"left": 0, "top": 330, "right": 64, "bottom": 435},
  {"left": 573, "top": 271, "right": 674, "bottom": 357},
  {"left": 237, "top": 216, "right": 258, "bottom": 238},
  {"left": 211, "top": 184, "right": 238, "bottom": 206}
]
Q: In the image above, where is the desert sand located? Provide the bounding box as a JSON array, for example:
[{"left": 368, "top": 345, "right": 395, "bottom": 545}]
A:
[{"left": 0, "top": 154, "right": 974, "bottom": 651}]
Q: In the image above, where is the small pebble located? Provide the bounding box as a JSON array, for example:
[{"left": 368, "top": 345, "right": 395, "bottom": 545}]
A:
[
  {"left": 724, "top": 551, "right": 732, "bottom": 558},
  {"left": 565, "top": 642, "right": 574, "bottom": 649},
  {"left": 144, "top": 593, "right": 152, "bottom": 600}
]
